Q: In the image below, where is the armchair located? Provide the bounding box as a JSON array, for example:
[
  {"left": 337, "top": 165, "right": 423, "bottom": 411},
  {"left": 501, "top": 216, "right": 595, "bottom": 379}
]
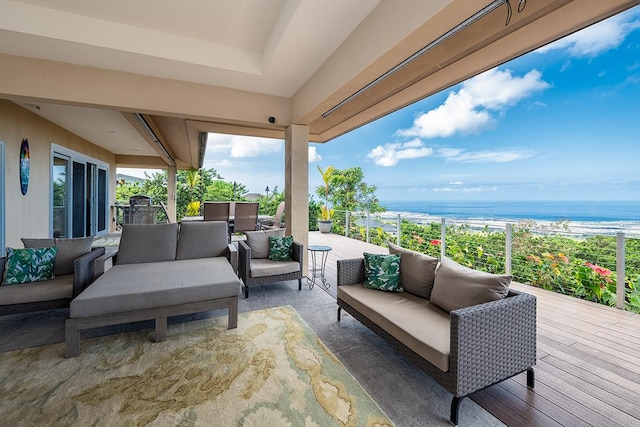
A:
[{"left": 237, "top": 231, "right": 303, "bottom": 298}]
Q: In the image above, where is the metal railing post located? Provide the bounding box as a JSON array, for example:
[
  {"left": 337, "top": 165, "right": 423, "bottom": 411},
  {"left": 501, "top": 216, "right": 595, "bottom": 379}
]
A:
[
  {"left": 505, "top": 223, "right": 512, "bottom": 275},
  {"left": 366, "top": 211, "right": 370, "bottom": 243},
  {"left": 617, "top": 232, "right": 625, "bottom": 310},
  {"left": 440, "top": 218, "right": 446, "bottom": 258},
  {"left": 397, "top": 214, "right": 401, "bottom": 246},
  {"left": 345, "top": 211, "right": 349, "bottom": 238}
]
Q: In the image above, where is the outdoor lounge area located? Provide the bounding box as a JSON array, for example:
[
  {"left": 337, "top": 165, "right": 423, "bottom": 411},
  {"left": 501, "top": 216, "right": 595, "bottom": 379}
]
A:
[
  {"left": 2, "top": 1, "right": 640, "bottom": 425},
  {"left": 1, "top": 232, "right": 639, "bottom": 425}
]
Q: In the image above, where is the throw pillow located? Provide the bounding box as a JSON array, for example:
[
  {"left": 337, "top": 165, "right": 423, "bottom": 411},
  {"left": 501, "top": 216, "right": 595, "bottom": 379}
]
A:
[
  {"left": 363, "top": 252, "right": 402, "bottom": 292},
  {"left": 388, "top": 242, "right": 438, "bottom": 298},
  {"left": 22, "top": 237, "right": 93, "bottom": 276},
  {"left": 3, "top": 247, "right": 58, "bottom": 285},
  {"left": 430, "top": 257, "right": 511, "bottom": 312},
  {"left": 268, "top": 236, "right": 293, "bottom": 261},
  {"left": 245, "top": 228, "right": 286, "bottom": 259},
  {"left": 53, "top": 237, "right": 94, "bottom": 276}
]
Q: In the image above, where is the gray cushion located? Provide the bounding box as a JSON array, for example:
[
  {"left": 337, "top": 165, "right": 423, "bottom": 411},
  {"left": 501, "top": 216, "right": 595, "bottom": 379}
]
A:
[
  {"left": 176, "top": 221, "right": 228, "bottom": 260},
  {"left": 22, "top": 237, "right": 93, "bottom": 276},
  {"left": 116, "top": 223, "right": 178, "bottom": 265},
  {"left": 70, "top": 258, "right": 240, "bottom": 317},
  {"left": 249, "top": 259, "right": 300, "bottom": 278},
  {"left": 0, "top": 275, "right": 74, "bottom": 305},
  {"left": 244, "top": 228, "right": 285, "bottom": 259},
  {"left": 388, "top": 242, "right": 438, "bottom": 298},
  {"left": 430, "top": 257, "right": 511, "bottom": 313},
  {"left": 337, "top": 283, "right": 451, "bottom": 372}
]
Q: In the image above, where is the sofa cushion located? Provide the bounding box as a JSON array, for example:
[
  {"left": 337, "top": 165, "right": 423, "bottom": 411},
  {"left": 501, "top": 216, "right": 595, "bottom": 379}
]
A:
[
  {"left": 116, "top": 223, "right": 178, "bottom": 265},
  {"left": 363, "top": 252, "right": 402, "bottom": 292},
  {"left": 268, "top": 236, "right": 293, "bottom": 261},
  {"left": 0, "top": 275, "right": 74, "bottom": 304},
  {"left": 245, "top": 228, "right": 285, "bottom": 259},
  {"left": 388, "top": 242, "right": 438, "bottom": 298},
  {"left": 430, "top": 257, "right": 511, "bottom": 313},
  {"left": 338, "top": 283, "right": 451, "bottom": 372},
  {"left": 249, "top": 259, "right": 300, "bottom": 278},
  {"left": 70, "top": 258, "right": 240, "bottom": 317},
  {"left": 176, "top": 221, "right": 228, "bottom": 260},
  {"left": 3, "top": 247, "right": 58, "bottom": 285},
  {"left": 22, "top": 237, "right": 93, "bottom": 276}
]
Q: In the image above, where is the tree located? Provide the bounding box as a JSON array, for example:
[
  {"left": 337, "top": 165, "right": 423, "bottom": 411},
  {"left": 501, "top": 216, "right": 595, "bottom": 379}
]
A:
[{"left": 315, "top": 166, "right": 384, "bottom": 213}]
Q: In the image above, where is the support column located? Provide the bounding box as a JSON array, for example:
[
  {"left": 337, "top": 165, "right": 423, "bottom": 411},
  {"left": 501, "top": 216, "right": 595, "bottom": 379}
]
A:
[
  {"left": 167, "top": 166, "right": 177, "bottom": 223},
  {"left": 285, "top": 124, "right": 309, "bottom": 275}
]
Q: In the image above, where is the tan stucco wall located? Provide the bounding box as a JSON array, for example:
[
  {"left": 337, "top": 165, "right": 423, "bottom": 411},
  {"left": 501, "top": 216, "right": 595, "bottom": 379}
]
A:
[{"left": 0, "top": 100, "right": 116, "bottom": 249}]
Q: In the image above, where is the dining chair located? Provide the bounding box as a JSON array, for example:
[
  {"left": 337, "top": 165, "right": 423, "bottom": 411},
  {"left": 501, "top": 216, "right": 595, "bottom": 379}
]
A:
[
  {"left": 203, "top": 202, "right": 231, "bottom": 222},
  {"left": 230, "top": 202, "right": 259, "bottom": 237},
  {"left": 260, "top": 201, "right": 285, "bottom": 230}
]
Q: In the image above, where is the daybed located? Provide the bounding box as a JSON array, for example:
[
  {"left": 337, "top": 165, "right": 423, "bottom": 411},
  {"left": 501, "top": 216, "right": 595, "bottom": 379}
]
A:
[
  {"left": 0, "top": 237, "right": 105, "bottom": 316},
  {"left": 336, "top": 243, "right": 536, "bottom": 425},
  {"left": 65, "top": 221, "right": 242, "bottom": 357}
]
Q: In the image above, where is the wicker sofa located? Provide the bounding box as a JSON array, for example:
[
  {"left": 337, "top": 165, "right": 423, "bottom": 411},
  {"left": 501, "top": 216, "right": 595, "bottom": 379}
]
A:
[
  {"left": 65, "top": 221, "right": 242, "bottom": 357},
  {"left": 0, "top": 237, "right": 105, "bottom": 316},
  {"left": 336, "top": 245, "right": 537, "bottom": 425}
]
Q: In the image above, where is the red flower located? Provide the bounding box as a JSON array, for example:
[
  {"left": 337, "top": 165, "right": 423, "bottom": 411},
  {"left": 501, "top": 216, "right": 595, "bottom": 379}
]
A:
[
  {"left": 429, "top": 239, "right": 441, "bottom": 246},
  {"left": 585, "top": 262, "right": 612, "bottom": 277}
]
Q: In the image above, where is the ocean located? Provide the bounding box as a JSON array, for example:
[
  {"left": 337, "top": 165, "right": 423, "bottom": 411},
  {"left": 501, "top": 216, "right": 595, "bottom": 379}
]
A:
[{"left": 378, "top": 200, "right": 640, "bottom": 237}]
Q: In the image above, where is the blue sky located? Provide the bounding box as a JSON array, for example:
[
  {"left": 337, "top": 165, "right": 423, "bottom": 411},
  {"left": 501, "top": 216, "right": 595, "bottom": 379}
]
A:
[{"left": 121, "top": 6, "right": 640, "bottom": 203}]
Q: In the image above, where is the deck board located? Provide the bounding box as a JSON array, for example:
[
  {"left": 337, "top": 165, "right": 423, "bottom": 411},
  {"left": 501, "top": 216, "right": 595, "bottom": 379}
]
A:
[{"left": 308, "top": 232, "right": 640, "bottom": 426}]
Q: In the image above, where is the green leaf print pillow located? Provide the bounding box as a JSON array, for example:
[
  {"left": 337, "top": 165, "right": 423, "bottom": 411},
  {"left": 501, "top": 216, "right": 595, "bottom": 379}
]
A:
[
  {"left": 3, "top": 247, "right": 58, "bottom": 285},
  {"left": 268, "top": 236, "right": 294, "bottom": 261},
  {"left": 363, "top": 252, "right": 403, "bottom": 292}
]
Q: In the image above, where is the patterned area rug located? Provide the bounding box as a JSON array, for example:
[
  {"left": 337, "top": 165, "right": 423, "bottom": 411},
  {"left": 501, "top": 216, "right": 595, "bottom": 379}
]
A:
[{"left": 0, "top": 306, "right": 393, "bottom": 426}]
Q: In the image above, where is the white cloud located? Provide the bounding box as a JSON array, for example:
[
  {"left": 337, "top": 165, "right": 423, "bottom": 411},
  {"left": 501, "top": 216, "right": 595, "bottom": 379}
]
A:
[
  {"left": 308, "top": 146, "right": 322, "bottom": 162},
  {"left": 398, "top": 68, "right": 550, "bottom": 139},
  {"left": 438, "top": 148, "right": 535, "bottom": 163},
  {"left": 367, "top": 138, "right": 433, "bottom": 167},
  {"left": 536, "top": 12, "right": 640, "bottom": 57},
  {"left": 206, "top": 133, "right": 282, "bottom": 158}
]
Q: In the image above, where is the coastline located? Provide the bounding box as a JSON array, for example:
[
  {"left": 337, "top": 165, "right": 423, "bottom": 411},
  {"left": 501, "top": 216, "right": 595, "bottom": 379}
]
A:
[{"left": 375, "top": 200, "right": 640, "bottom": 238}]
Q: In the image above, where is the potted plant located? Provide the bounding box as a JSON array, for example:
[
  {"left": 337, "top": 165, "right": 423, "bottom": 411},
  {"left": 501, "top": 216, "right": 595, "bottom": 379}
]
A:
[{"left": 317, "top": 165, "right": 335, "bottom": 233}]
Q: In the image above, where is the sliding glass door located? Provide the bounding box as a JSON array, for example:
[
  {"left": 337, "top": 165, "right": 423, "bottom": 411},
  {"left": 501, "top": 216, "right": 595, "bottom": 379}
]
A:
[
  {"left": 52, "top": 147, "right": 108, "bottom": 238},
  {"left": 0, "top": 141, "right": 5, "bottom": 254}
]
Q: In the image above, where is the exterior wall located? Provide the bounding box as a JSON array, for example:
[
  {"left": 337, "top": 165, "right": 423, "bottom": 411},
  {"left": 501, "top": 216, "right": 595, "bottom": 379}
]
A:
[{"left": 0, "top": 100, "right": 116, "bottom": 249}]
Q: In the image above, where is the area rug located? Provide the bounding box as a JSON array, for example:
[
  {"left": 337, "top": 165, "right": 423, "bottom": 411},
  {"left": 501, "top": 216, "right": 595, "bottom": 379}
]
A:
[{"left": 0, "top": 306, "right": 393, "bottom": 426}]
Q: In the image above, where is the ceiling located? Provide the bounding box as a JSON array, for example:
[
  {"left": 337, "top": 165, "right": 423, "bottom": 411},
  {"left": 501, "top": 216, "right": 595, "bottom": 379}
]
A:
[{"left": 1, "top": 0, "right": 638, "bottom": 169}]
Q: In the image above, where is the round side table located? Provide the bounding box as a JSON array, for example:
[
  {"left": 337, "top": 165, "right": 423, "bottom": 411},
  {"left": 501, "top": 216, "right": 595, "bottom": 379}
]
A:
[{"left": 307, "top": 245, "right": 332, "bottom": 290}]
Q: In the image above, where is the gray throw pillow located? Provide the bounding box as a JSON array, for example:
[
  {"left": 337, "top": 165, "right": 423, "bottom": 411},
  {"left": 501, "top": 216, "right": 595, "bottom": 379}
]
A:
[
  {"left": 430, "top": 257, "right": 511, "bottom": 312},
  {"left": 388, "top": 242, "right": 438, "bottom": 298},
  {"left": 22, "top": 237, "right": 93, "bottom": 276},
  {"left": 244, "top": 228, "right": 285, "bottom": 259},
  {"left": 54, "top": 237, "right": 94, "bottom": 276}
]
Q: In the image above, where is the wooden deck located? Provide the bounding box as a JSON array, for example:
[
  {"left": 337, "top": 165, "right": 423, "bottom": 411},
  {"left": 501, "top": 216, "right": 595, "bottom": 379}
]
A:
[{"left": 308, "top": 232, "right": 640, "bottom": 427}]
